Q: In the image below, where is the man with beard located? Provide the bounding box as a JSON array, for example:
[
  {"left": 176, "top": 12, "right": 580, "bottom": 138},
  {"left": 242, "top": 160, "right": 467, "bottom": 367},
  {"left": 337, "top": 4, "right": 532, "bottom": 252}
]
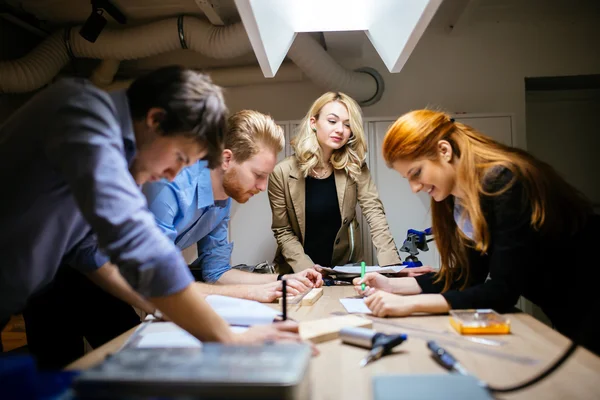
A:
[
  {"left": 142, "top": 110, "right": 323, "bottom": 302},
  {"left": 2, "top": 68, "right": 304, "bottom": 369}
]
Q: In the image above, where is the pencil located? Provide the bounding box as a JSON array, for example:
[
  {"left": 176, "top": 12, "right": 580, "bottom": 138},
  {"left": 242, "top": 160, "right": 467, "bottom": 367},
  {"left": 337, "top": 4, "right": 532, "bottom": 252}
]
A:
[{"left": 282, "top": 279, "right": 287, "bottom": 321}]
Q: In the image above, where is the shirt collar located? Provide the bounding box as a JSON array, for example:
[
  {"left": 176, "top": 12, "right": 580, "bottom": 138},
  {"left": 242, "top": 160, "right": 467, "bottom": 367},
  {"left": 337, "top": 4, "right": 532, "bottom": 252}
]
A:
[
  {"left": 192, "top": 161, "right": 230, "bottom": 210},
  {"left": 108, "top": 89, "right": 136, "bottom": 164},
  {"left": 194, "top": 161, "right": 215, "bottom": 209}
]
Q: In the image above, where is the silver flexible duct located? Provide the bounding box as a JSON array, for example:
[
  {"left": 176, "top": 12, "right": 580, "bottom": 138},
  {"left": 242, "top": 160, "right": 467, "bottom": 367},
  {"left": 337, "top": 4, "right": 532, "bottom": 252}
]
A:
[{"left": 0, "top": 17, "right": 384, "bottom": 104}]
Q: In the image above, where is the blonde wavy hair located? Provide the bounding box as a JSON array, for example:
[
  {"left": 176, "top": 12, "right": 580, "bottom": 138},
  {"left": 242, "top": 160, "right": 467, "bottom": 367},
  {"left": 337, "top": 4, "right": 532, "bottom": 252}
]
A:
[{"left": 292, "top": 92, "right": 367, "bottom": 182}]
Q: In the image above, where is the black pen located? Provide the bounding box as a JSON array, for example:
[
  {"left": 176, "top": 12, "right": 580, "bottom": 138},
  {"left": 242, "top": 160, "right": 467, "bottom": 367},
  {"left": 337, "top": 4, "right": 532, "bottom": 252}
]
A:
[
  {"left": 427, "top": 340, "right": 469, "bottom": 376},
  {"left": 282, "top": 279, "right": 287, "bottom": 321}
]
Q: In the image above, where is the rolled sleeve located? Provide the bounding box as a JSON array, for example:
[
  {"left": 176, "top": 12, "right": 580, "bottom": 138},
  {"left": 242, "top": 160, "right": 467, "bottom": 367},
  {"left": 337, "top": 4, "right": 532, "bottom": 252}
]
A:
[
  {"left": 44, "top": 84, "right": 193, "bottom": 297},
  {"left": 195, "top": 215, "right": 233, "bottom": 283}
]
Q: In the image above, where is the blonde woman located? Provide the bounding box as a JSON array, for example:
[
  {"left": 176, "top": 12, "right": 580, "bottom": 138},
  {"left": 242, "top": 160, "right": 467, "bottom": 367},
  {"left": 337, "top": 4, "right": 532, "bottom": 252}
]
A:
[{"left": 269, "top": 92, "right": 429, "bottom": 275}]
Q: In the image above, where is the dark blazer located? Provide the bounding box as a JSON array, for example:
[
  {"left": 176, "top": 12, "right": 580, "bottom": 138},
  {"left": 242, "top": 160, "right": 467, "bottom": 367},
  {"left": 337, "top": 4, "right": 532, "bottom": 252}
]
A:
[{"left": 416, "top": 168, "right": 600, "bottom": 354}]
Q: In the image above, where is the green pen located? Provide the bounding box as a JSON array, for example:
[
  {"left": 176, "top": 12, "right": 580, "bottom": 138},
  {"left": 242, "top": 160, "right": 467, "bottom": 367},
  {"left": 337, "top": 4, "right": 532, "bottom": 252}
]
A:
[{"left": 361, "top": 261, "right": 366, "bottom": 291}]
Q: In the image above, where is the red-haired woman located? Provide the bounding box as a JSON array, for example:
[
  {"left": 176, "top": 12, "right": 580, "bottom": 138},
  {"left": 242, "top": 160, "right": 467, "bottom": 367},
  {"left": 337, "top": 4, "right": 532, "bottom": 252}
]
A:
[{"left": 354, "top": 109, "right": 599, "bottom": 354}]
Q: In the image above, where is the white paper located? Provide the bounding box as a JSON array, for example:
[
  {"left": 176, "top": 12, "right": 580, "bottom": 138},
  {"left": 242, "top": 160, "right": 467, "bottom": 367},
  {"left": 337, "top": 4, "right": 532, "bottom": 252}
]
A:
[
  {"left": 135, "top": 322, "right": 201, "bottom": 348},
  {"left": 137, "top": 331, "right": 202, "bottom": 348},
  {"left": 130, "top": 320, "right": 249, "bottom": 349},
  {"left": 340, "top": 298, "right": 372, "bottom": 314},
  {"left": 205, "top": 295, "right": 280, "bottom": 326},
  {"left": 230, "top": 326, "right": 249, "bottom": 334},
  {"left": 318, "top": 265, "right": 406, "bottom": 276},
  {"left": 333, "top": 265, "right": 406, "bottom": 274}
]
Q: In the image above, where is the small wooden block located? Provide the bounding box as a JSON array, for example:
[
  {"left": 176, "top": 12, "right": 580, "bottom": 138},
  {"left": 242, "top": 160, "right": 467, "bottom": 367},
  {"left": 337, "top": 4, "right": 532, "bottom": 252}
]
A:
[
  {"left": 299, "top": 315, "right": 373, "bottom": 344},
  {"left": 301, "top": 288, "right": 323, "bottom": 306}
]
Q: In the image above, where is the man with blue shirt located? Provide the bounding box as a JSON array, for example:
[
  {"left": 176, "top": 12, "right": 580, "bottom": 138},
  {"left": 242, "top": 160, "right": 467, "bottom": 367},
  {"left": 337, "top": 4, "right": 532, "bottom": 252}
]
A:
[
  {"left": 0, "top": 66, "right": 303, "bottom": 355},
  {"left": 143, "top": 110, "right": 323, "bottom": 303}
]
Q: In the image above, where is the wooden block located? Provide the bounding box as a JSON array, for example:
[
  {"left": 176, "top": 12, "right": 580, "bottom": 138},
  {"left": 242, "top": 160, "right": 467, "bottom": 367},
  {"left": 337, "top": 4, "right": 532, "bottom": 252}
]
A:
[
  {"left": 301, "top": 288, "right": 323, "bottom": 306},
  {"left": 277, "top": 288, "right": 323, "bottom": 306},
  {"left": 299, "top": 315, "right": 372, "bottom": 344}
]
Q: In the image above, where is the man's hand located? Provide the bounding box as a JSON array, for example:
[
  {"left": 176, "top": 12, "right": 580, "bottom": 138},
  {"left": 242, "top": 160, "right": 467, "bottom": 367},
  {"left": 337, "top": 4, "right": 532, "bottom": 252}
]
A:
[
  {"left": 286, "top": 269, "right": 324, "bottom": 288},
  {"left": 247, "top": 279, "right": 308, "bottom": 303},
  {"left": 352, "top": 272, "right": 392, "bottom": 296},
  {"left": 364, "top": 290, "right": 415, "bottom": 317},
  {"left": 232, "top": 321, "right": 319, "bottom": 355},
  {"left": 312, "top": 264, "right": 328, "bottom": 276}
]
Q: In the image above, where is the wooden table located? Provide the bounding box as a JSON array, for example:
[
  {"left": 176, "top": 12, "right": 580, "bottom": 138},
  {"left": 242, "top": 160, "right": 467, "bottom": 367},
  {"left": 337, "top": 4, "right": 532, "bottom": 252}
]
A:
[{"left": 67, "top": 287, "right": 600, "bottom": 399}]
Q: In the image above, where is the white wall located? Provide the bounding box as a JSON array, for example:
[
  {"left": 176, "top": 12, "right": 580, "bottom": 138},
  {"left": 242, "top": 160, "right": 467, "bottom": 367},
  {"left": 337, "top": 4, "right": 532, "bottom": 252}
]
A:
[
  {"left": 220, "top": 3, "right": 600, "bottom": 267},
  {"left": 221, "top": 4, "right": 600, "bottom": 148},
  {"left": 526, "top": 89, "right": 600, "bottom": 210}
]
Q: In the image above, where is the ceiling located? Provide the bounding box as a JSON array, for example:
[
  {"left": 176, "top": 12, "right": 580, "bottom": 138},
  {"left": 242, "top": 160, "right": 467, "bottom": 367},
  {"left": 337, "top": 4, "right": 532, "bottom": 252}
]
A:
[
  {"left": 4, "top": 0, "right": 241, "bottom": 27},
  {"left": 6, "top": 0, "right": 599, "bottom": 28},
  {"left": 2, "top": 0, "right": 599, "bottom": 77}
]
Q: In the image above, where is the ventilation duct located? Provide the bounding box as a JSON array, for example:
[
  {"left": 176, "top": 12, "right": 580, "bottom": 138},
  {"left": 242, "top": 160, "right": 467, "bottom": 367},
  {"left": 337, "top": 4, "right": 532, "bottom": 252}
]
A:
[{"left": 0, "top": 17, "right": 384, "bottom": 105}]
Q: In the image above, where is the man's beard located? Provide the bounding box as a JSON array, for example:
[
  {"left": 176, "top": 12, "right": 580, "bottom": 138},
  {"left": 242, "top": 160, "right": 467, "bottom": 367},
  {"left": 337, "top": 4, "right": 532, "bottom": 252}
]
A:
[{"left": 223, "top": 168, "right": 256, "bottom": 203}]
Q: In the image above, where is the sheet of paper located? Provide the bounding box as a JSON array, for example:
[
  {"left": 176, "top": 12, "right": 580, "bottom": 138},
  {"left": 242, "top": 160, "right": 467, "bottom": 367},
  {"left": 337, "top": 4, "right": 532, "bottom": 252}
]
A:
[
  {"left": 135, "top": 322, "right": 201, "bottom": 348},
  {"left": 137, "top": 331, "right": 202, "bottom": 348},
  {"left": 205, "top": 295, "right": 280, "bottom": 326},
  {"left": 340, "top": 298, "right": 372, "bottom": 314},
  {"left": 334, "top": 265, "right": 406, "bottom": 274},
  {"left": 318, "top": 265, "right": 406, "bottom": 276},
  {"left": 230, "top": 326, "right": 249, "bottom": 334},
  {"left": 129, "top": 321, "right": 249, "bottom": 349}
]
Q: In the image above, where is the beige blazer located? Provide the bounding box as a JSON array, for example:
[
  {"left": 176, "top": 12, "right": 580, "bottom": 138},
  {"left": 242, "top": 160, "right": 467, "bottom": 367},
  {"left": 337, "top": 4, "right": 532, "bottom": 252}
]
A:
[{"left": 268, "top": 155, "right": 401, "bottom": 274}]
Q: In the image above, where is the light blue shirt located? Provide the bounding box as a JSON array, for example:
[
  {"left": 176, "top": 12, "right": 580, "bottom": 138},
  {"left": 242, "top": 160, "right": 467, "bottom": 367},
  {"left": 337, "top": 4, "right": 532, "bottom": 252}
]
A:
[
  {"left": 142, "top": 161, "right": 233, "bottom": 283},
  {"left": 0, "top": 78, "right": 193, "bottom": 321}
]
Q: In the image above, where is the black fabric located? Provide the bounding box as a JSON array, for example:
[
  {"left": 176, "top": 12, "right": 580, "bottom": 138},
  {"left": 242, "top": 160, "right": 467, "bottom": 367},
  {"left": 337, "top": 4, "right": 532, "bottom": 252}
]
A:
[
  {"left": 22, "top": 265, "right": 141, "bottom": 370},
  {"left": 416, "top": 168, "right": 600, "bottom": 355},
  {"left": 304, "top": 174, "right": 341, "bottom": 267},
  {"left": 0, "top": 317, "right": 8, "bottom": 353}
]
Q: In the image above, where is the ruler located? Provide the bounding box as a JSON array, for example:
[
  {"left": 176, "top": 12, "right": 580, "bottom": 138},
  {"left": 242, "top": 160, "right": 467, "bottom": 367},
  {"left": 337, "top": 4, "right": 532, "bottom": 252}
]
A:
[
  {"left": 366, "top": 316, "right": 541, "bottom": 365},
  {"left": 366, "top": 316, "right": 508, "bottom": 347}
]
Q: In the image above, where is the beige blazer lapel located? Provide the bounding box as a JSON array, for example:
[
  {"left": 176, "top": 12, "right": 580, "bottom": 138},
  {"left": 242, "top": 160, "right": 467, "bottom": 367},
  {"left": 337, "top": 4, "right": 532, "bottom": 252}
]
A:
[
  {"left": 334, "top": 168, "right": 348, "bottom": 217},
  {"left": 288, "top": 168, "right": 306, "bottom": 244}
]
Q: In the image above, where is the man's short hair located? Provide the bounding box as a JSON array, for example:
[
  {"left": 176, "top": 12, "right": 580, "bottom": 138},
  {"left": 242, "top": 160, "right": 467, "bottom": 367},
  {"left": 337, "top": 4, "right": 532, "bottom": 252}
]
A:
[
  {"left": 127, "top": 65, "right": 227, "bottom": 168},
  {"left": 225, "top": 110, "right": 284, "bottom": 163}
]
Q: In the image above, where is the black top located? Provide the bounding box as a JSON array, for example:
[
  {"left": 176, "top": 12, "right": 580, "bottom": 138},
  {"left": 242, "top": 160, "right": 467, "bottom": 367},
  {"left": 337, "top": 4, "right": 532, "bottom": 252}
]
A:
[
  {"left": 416, "top": 168, "right": 600, "bottom": 353},
  {"left": 304, "top": 174, "right": 341, "bottom": 267}
]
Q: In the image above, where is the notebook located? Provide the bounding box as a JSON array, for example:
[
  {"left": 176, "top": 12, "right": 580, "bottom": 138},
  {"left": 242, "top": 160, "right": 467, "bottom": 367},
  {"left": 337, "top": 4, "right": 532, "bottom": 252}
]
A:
[{"left": 373, "top": 374, "right": 493, "bottom": 400}]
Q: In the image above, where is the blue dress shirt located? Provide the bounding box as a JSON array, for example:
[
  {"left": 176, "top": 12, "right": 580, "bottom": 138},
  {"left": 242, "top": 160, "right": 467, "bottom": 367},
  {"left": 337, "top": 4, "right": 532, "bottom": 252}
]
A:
[
  {"left": 142, "top": 161, "right": 233, "bottom": 283},
  {"left": 0, "top": 78, "right": 193, "bottom": 321}
]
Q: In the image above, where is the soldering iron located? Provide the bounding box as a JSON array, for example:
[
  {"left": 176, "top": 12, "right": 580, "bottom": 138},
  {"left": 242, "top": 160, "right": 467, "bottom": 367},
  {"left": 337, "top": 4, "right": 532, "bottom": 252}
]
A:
[{"left": 339, "top": 326, "right": 407, "bottom": 367}]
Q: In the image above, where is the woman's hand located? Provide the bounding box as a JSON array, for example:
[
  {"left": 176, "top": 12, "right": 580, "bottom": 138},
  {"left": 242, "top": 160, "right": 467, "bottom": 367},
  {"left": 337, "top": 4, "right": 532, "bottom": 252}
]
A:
[
  {"left": 352, "top": 272, "right": 392, "bottom": 296},
  {"left": 364, "top": 290, "right": 416, "bottom": 317}
]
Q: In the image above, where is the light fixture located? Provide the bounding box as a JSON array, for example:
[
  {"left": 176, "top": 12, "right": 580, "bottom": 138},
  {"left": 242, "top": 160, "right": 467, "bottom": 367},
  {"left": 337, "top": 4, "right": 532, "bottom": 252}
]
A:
[
  {"left": 234, "top": 0, "right": 443, "bottom": 78},
  {"left": 79, "top": 0, "right": 127, "bottom": 43}
]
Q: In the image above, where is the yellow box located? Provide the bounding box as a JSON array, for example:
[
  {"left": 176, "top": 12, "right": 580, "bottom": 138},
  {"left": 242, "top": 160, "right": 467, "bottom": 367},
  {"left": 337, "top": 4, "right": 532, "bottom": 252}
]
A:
[{"left": 449, "top": 309, "right": 510, "bottom": 335}]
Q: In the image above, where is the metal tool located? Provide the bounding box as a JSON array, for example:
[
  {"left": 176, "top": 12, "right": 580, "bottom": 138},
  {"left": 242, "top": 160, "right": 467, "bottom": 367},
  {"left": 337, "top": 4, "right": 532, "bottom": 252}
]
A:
[
  {"left": 366, "top": 316, "right": 507, "bottom": 346},
  {"left": 340, "top": 326, "right": 407, "bottom": 367},
  {"left": 400, "top": 227, "right": 434, "bottom": 267},
  {"left": 428, "top": 340, "right": 471, "bottom": 376},
  {"left": 365, "top": 316, "right": 540, "bottom": 365}
]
